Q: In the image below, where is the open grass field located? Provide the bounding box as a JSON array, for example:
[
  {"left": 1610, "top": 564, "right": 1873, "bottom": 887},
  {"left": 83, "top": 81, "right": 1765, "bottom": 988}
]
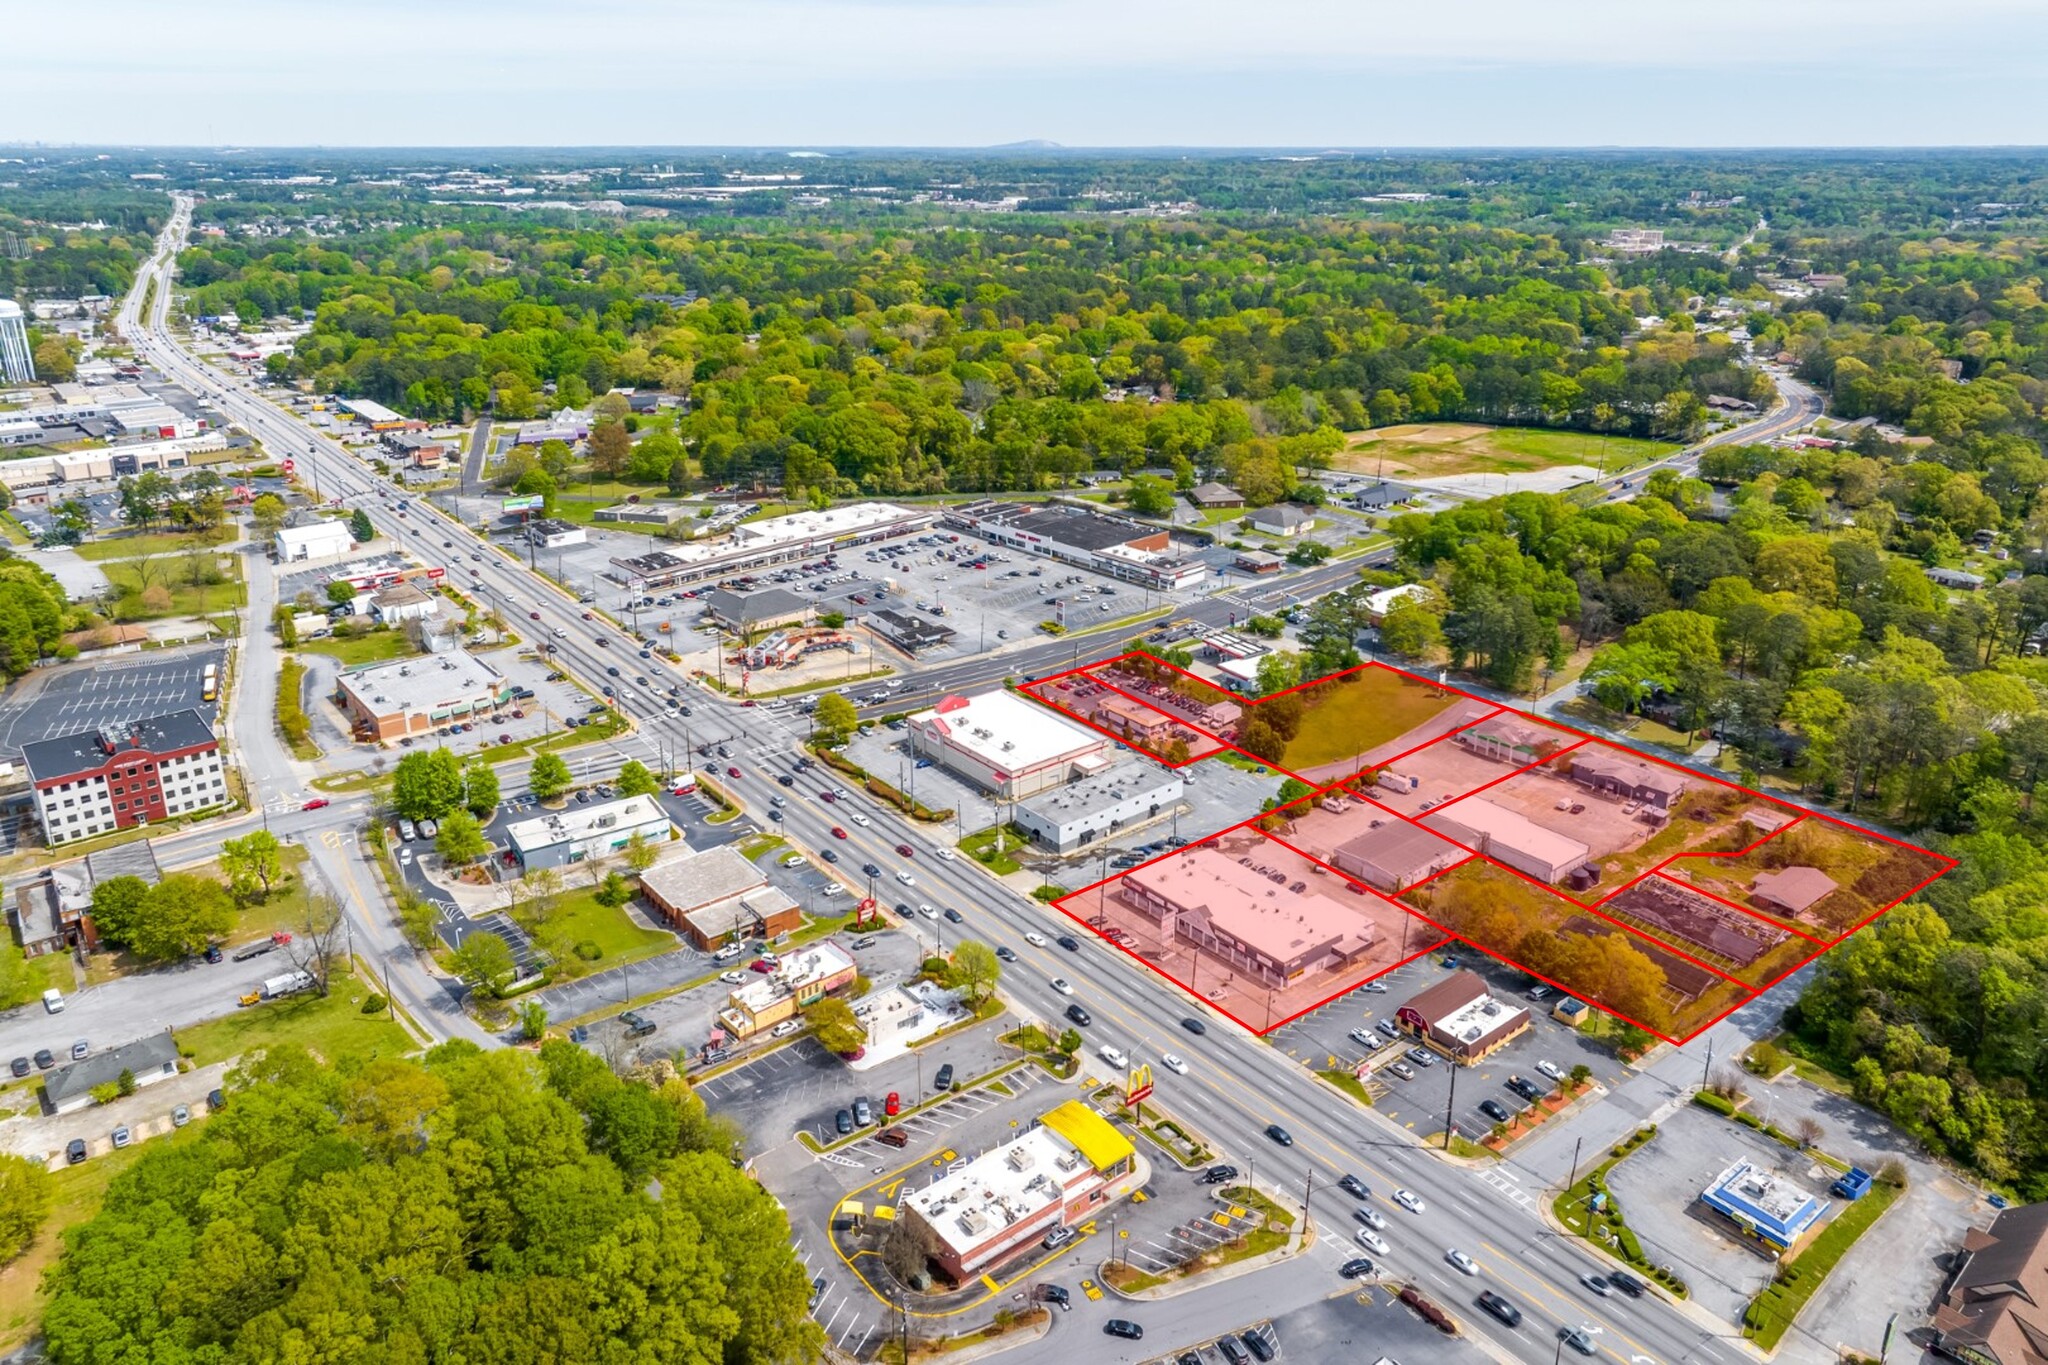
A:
[
  {"left": 296, "top": 628, "right": 420, "bottom": 667},
  {"left": 530, "top": 886, "right": 677, "bottom": 972},
  {"left": 73, "top": 524, "right": 238, "bottom": 562},
  {"left": 174, "top": 964, "right": 414, "bottom": 1067},
  {"left": 1336, "top": 423, "right": 1677, "bottom": 480},
  {"left": 1278, "top": 668, "right": 1460, "bottom": 773}
]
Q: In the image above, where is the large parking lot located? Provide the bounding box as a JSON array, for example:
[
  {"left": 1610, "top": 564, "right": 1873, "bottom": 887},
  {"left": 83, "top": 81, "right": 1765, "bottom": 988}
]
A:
[
  {"left": 0, "top": 647, "right": 224, "bottom": 758},
  {"left": 1271, "top": 952, "right": 1632, "bottom": 1144}
]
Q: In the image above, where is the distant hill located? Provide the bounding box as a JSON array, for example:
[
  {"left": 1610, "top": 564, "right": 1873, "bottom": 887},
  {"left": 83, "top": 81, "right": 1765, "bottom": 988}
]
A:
[{"left": 988, "top": 140, "right": 1064, "bottom": 150}]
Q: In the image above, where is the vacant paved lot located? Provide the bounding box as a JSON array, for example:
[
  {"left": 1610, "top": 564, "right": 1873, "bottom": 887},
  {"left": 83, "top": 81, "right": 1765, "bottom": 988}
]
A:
[{"left": 0, "top": 646, "right": 223, "bottom": 755}]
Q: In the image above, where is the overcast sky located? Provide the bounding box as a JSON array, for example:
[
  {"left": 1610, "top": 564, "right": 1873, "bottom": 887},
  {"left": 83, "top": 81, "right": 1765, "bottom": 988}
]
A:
[{"left": 10, "top": 0, "right": 2048, "bottom": 147}]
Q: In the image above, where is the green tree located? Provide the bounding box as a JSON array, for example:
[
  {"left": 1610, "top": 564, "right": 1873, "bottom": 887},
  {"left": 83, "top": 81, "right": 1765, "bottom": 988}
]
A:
[
  {"left": 950, "top": 940, "right": 1001, "bottom": 1006},
  {"left": 39, "top": 1043, "right": 822, "bottom": 1361},
  {"left": 806, "top": 997, "right": 867, "bottom": 1054},
  {"left": 518, "top": 1001, "right": 548, "bottom": 1041},
  {"left": 325, "top": 578, "right": 358, "bottom": 607},
  {"left": 813, "top": 693, "right": 859, "bottom": 739},
  {"left": 220, "top": 830, "right": 284, "bottom": 903},
  {"left": 250, "top": 493, "right": 288, "bottom": 534},
  {"left": 615, "top": 759, "right": 659, "bottom": 798},
  {"left": 435, "top": 810, "right": 490, "bottom": 866},
  {"left": 0, "top": 937, "right": 31, "bottom": 1011},
  {"left": 392, "top": 748, "right": 464, "bottom": 821},
  {"left": 124, "top": 874, "right": 233, "bottom": 963},
  {"left": 451, "top": 930, "right": 517, "bottom": 996},
  {"left": 462, "top": 757, "right": 500, "bottom": 818},
  {"left": 88, "top": 875, "right": 150, "bottom": 945},
  {"left": 1125, "top": 474, "right": 1177, "bottom": 517},
  {"left": 529, "top": 751, "right": 573, "bottom": 800},
  {"left": 625, "top": 831, "right": 659, "bottom": 874},
  {"left": 1055, "top": 1027, "right": 1083, "bottom": 1056},
  {"left": 349, "top": 507, "right": 374, "bottom": 543},
  {"left": 593, "top": 870, "right": 633, "bottom": 907},
  {"left": 1379, "top": 599, "right": 1446, "bottom": 660},
  {"left": 0, "top": 1152, "right": 51, "bottom": 1267}
]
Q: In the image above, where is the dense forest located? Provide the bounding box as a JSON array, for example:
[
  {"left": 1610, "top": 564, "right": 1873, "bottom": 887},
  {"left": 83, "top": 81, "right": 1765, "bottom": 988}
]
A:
[
  {"left": 37, "top": 1041, "right": 822, "bottom": 1364},
  {"left": 177, "top": 217, "right": 1771, "bottom": 498}
]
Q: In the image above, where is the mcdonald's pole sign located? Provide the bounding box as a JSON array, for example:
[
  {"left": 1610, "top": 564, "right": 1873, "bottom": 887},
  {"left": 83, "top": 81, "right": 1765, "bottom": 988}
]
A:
[{"left": 1124, "top": 1063, "right": 1154, "bottom": 1109}]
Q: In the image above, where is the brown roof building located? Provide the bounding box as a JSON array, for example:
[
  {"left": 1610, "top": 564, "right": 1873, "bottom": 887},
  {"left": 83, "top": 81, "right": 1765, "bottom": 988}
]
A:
[
  {"left": 1933, "top": 1201, "right": 2048, "bottom": 1365},
  {"left": 1395, "top": 969, "right": 1530, "bottom": 1064},
  {"left": 1751, "top": 866, "right": 1839, "bottom": 918}
]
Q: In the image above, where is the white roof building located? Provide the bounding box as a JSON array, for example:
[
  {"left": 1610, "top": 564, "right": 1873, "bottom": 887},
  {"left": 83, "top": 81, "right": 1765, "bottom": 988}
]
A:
[
  {"left": 908, "top": 690, "right": 1108, "bottom": 798},
  {"left": 1363, "top": 584, "right": 1431, "bottom": 623},
  {"left": 1424, "top": 797, "right": 1590, "bottom": 885},
  {"left": 274, "top": 520, "right": 355, "bottom": 562},
  {"left": 505, "top": 795, "right": 674, "bottom": 871}
]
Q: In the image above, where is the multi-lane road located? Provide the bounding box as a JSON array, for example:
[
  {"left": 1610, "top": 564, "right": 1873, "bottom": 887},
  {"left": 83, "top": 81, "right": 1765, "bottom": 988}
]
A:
[{"left": 115, "top": 194, "right": 1807, "bottom": 1364}]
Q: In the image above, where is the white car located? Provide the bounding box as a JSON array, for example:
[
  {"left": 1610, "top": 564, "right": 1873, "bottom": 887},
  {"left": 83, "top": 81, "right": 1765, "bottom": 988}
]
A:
[
  {"left": 895, "top": 871, "right": 915, "bottom": 886},
  {"left": 1050, "top": 978, "right": 1074, "bottom": 995},
  {"left": 770, "top": 1019, "right": 804, "bottom": 1039},
  {"left": 1535, "top": 1059, "right": 1564, "bottom": 1082},
  {"left": 1446, "top": 1249, "right": 1478, "bottom": 1276},
  {"left": 720, "top": 971, "right": 746, "bottom": 985},
  {"left": 851, "top": 813, "right": 872, "bottom": 827},
  {"left": 1025, "top": 932, "right": 1048, "bottom": 947},
  {"left": 1098, "top": 1045, "right": 1128, "bottom": 1069},
  {"left": 663, "top": 706, "right": 679, "bottom": 718},
  {"left": 1355, "top": 1229, "right": 1388, "bottom": 1254},
  {"left": 398, "top": 848, "right": 413, "bottom": 865},
  {"left": 835, "top": 787, "right": 852, "bottom": 800},
  {"left": 1160, "top": 1053, "right": 1189, "bottom": 1076},
  {"left": 936, "top": 848, "right": 957, "bottom": 861},
  {"left": 1393, "top": 1189, "right": 1425, "bottom": 1215},
  {"left": 918, "top": 904, "right": 938, "bottom": 920},
  {"left": 1355, "top": 1205, "right": 1386, "bottom": 1229}
]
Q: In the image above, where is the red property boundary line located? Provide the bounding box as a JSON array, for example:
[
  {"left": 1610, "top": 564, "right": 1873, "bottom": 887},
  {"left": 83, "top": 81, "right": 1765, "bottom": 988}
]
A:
[
  {"left": 1049, "top": 824, "right": 1454, "bottom": 1036},
  {"left": 1020, "top": 651, "right": 1957, "bottom": 1044},
  {"left": 1020, "top": 677, "right": 1243, "bottom": 770}
]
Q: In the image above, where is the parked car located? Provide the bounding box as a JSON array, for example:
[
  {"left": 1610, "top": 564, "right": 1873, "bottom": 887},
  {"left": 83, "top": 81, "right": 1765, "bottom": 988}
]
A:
[
  {"left": 65, "top": 1138, "right": 87, "bottom": 1165},
  {"left": 852, "top": 1096, "right": 873, "bottom": 1126},
  {"left": 1043, "top": 1226, "right": 1075, "bottom": 1250},
  {"left": 834, "top": 1109, "right": 853, "bottom": 1135},
  {"left": 1479, "top": 1099, "right": 1512, "bottom": 1124},
  {"left": 1200, "top": 1164, "right": 1239, "bottom": 1185}
]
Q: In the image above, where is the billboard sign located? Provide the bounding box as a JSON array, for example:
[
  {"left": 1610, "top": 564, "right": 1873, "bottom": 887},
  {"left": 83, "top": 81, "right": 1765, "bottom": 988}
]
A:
[{"left": 501, "top": 494, "right": 545, "bottom": 513}]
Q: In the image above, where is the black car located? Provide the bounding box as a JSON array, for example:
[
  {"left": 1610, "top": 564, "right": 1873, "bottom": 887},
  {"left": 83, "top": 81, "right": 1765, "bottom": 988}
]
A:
[
  {"left": 942, "top": 907, "right": 963, "bottom": 924},
  {"left": 994, "top": 945, "right": 1016, "bottom": 962},
  {"left": 1040, "top": 1285, "right": 1071, "bottom": 1311},
  {"left": 777, "top": 774, "right": 795, "bottom": 787},
  {"left": 1477, "top": 1290, "right": 1523, "bottom": 1326},
  {"left": 933, "top": 1064, "right": 954, "bottom": 1090},
  {"left": 1265, "top": 1123, "right": 1294, "bottom": 1147},
  {"left": 7, "top": 1056, "right": 27, "bottom": 1079},
  {"left": 1506, "top": 1075, "right": 1545, "bottom": 1102},
  {"left": 1218, "top": 1338, "right": 1250, "bottom": 1365},
  {"left": 1241, "top": 1327, "right": 1277, "bottom": 1363},
  {"left": 1065, "top": 1003, "right": 1093, "bottom": 1027},
  {"left": 807, "top": 1275, "right": 826, "bottom": 1310},
  {"left": 1104, "top": 1320, "right": 1144, "bottom": 1341},
  {"left": 1181, "top": 1016, "right": 1208, "bottom": 1035},
  {"left": 1607, "top": 1268, "right": 1647, "bottom": 1298},
  {"left": 1338, "top": 1173, "right": 1370, "bottom": 1200},
  {"left": 821, "top": 850, "right": 840, "bottom": 863},
  {"left": 208, "top": 1088, "right": 226, "bottom": 1111},
  {"left": 1339, "top": 1257, "right": 1375, "bottom": 1280},
  {"left": 65, "top": 1138, "right": 87, "bottom": 1165},
  {"left": 1178, "top": 1353, "right": 1201, "bottom": 1365},
  {"left": 1479, "top": 1099, "right": 1512, "bottom": 1124},
  {"left": 1200, "top": 1164, "right": 1239, "bottom": 1185},
  {"left": 862, "top": 863, "right": 882, "bottom": 877},
  {"left": 202, "top": 944, "right": 222, "bottom": 963},
  {"left": 33, "top": 1049, "right": 54, "bottom": 1070},
  {"left": 834, "top": 1109, "right": 853, "bottom": 1135},
  {"left": 1056, "top": 935, "right": 1081, "bottom": 952}
]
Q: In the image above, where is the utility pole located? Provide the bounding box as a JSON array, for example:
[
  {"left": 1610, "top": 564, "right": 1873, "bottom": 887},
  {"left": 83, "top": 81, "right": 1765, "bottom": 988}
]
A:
[
  {"left": 1700, "top": 1037, "right": 1714, "bottom": 1092},
  {"left": 1301, "top": 1167, "right": 1315, "bottom": 1239},
  {"left": 1442, "top": 1058, "right": 1459, "bottom": 1151},
  {"left": 1567, "top": 1135, "right": 1584, "bottom": 1194}
]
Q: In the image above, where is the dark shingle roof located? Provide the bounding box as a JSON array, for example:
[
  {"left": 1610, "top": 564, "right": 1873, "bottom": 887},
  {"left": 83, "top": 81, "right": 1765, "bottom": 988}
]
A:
[{"left": 43, "top": 1030, "right": 180, "bottom": 1109}]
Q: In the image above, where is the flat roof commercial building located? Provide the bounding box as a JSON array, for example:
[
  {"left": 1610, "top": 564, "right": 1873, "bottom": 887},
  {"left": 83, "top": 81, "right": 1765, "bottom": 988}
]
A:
[
  {"left": 638, "top": 844, "right": 802, "bottom": 950},
  {"left": 1013, "top": 760, "right": 1184, "bottom": 853},
  {"left": 718, "top": 941, "right": 856, "bottom": 1039},
  {"left": 335, "top": 649, "right": 511, "bottom": 743},
  {"left": 609, "top": 501, "right": 934, "bottom": 588},
  {"left": 909, "top": 691, "right": 1109, "bottom": 798},
  {"left": 944, "top": 500, "right": 1209, "bottom": 591},
  {"left": 505, "top": 795, "right": 673, "bottom": 872},
  {"left": 274, "top": 520, "right": 355, "bottom": 562},
  {"left": 1699, "top": 1160, "right": 1829, "bottom": 1253},
  {"left": 1330, "top": 821, "right": 1464, "bottom": 892},
  {"left": 1117, "top": 846, "right": 1376, "bottom": 987},
  {"left": 899, "top": 1101, "right": 1138, "bottom": 1282},
  {"left": 525, "top": 518, "right": 587, "bottom": 549},
  {"left": 1394, "top": 970, "right": 1530, "bottom": 1064},
  {"left": 25, "top": 709, "right": 226, "bottom": 846},
  {"left": 1426, "top": 797, "right": 1590, "bottom": 885}
]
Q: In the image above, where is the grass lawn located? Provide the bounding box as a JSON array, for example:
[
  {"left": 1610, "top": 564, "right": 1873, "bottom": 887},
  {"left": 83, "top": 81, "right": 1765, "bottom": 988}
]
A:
[
  {"left": 1318, "top": 1069, "right": 1374, "bottom": 1106},
  {"left": 104, "top": 557, "right": 246, "bottom": 621},
  {"left": 959, "top": 825, "right": 1027, "bottom": 876},
  {"left": 297, "top": 629, "right": 420, "bottom": 667},
  {"left": 537, "top": 887, "right": 676, "bottom": 968},
  {"left": 174, "top": 964, "right": 413, "bottom": 1067},
  {"left": 1747, "top": 1181, "right": 1901, "bottom": 1349},
  {"left": 1279, "top": 669, "right": 1461, "bottom": 773},
  {"left": 1337, "top": 423, "right": 1677, "bottom": 480},
  {"left": 73, "top": 525, "right": 237, "bottom": 561}
]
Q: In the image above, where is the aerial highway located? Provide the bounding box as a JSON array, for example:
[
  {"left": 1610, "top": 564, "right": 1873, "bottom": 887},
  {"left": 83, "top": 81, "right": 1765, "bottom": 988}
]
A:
[{"left": 119, "top": 195, "right": 1765, "bottom": 1365}]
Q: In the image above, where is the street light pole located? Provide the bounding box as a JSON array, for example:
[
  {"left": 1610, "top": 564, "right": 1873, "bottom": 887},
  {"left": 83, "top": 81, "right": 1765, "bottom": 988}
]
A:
[{"left": 1442, "top": 1059, "right": 1459, "bottom": 1151}]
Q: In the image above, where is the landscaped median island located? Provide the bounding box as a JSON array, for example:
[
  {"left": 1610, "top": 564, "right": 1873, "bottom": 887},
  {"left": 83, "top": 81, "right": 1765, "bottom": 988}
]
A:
[{"left": 1551, "top": 1125, "right": 1692, "bottom": 1298}]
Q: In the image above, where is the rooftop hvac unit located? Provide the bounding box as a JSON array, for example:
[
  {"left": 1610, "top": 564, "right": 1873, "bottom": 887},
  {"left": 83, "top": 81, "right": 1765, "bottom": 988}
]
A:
[
  {"left": 1462, "top": 1025, "right": 1483, "bottom": 1041},
  {"left": 1055, "top": 1150, "right": 1086, "bottom": 1172},
  {"left": 1480, "top": 1001, "right": 1500, "bottom": 1016},
  {"left": 1006, "top": 1146, "right": 1036, "bottom": 1171}
]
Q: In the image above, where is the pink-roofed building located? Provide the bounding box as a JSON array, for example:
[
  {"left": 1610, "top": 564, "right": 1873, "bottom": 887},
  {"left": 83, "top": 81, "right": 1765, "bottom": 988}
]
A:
[{"left": 1116, "top": 847, "right": 1379, "bottom": 987}]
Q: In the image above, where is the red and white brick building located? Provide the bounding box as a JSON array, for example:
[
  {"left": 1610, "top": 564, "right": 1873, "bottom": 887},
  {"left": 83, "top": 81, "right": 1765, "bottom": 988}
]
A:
[{"left": 24, "top": 709, "right": 227, "bottom": 845}]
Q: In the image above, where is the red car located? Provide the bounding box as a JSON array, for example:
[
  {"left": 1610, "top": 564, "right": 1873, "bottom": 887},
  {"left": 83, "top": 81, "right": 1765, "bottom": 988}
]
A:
[
  {"left": 831, "top": 826, "right": 849, "bottom": 839},
  {"left": 885, "top": 1091, "right": 901, "bottom": 1117},
  {"left": 528, "top": 611, "right": 541, "bottom": 621},
  {"left": 302, "top": 798, "right": 329, "bottom": 811},
  {"left": 895, "top": 844, "right": 914, "bottom": 857},
  {"left": 820, "top": 791, "right": 836, "bottom": 803},
  {"left": 726, "top": 766, "right": 741, "bottom": 779},
  {"left": 749, "top": 959, "right": 775, "bottom": 973},
  {"left": 581, "top": 611, "right": 594, "bottom": 620},
  {"left": 741, "top": 699, "right": 756, "bottom": 707}
]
